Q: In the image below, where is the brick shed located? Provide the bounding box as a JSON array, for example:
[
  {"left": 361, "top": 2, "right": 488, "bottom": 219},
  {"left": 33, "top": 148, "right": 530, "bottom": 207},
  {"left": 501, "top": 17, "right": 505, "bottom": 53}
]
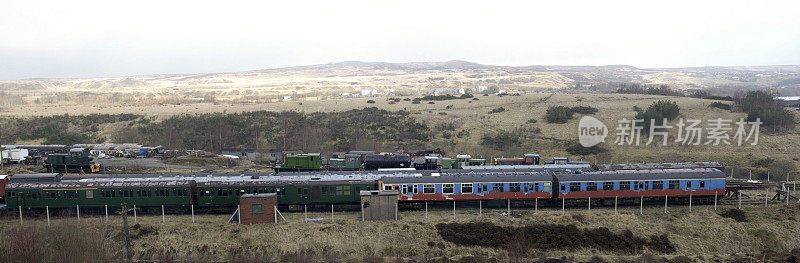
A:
[
  {"left": 239, "top": 193, "right": 277, "bottom": 225},
  {"left": 360, "top": 190, "right": 399, "bottom": 221}
]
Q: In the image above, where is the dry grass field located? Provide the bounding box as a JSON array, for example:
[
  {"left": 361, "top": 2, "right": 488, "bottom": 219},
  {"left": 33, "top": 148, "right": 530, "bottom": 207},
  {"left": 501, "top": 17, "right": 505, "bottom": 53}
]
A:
[
  {"left": 1, "top": 201, "right": 798, "bottom": 262},
  {"left": 1, "top": 92, "right": 799, "bottom": 176}
]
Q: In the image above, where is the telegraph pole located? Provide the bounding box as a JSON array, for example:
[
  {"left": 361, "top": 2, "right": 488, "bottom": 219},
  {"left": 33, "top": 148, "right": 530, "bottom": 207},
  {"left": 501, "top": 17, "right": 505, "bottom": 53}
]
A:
[{"left": 120, "top": 203, "right": 135, "bottom": 263}]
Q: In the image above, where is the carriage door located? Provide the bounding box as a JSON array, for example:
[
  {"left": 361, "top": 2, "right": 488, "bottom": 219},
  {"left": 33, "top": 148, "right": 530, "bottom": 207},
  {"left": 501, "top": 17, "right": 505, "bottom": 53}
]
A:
[{"left": 311, "top": 186, "right": 321, "bottom": 201}]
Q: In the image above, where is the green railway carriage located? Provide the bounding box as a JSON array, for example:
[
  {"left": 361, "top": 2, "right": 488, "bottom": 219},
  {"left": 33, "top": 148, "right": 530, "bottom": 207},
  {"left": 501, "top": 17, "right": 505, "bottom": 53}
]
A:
[
  {"left": 195, "top": 180, "right": 376, "bottom": 206},
  {"left": 277, "top": 153, "right": 322, "bottom": 171},
  {"left": 328, "top": 154, "right": 362, "bottom": 171},
  {"left": 5, "top": 177, "right": 378, "bottom": 212},
  {"left": 5, "top": 181, "right": 193, "bottom": 210}
]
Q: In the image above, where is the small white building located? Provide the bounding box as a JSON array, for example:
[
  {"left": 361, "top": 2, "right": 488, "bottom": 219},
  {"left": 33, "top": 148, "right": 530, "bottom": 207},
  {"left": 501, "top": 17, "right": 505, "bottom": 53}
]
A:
[
  {"left": 361, "top": 88, "right": 377, "bottom": 96},
  {"left": 283, "top": 95, "right": 292, "bottom": 101}
]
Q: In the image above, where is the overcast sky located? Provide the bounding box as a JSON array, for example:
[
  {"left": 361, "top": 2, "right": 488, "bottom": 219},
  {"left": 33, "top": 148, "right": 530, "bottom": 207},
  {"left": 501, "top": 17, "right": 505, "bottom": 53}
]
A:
[{"left": 1, "top": 0, "right": 799, "bottom": 80}]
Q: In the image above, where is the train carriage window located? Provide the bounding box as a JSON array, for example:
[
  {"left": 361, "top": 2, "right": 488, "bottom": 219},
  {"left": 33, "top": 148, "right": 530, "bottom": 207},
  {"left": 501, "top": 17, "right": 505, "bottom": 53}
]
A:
[
  {"left": 524, "top": 183, "right": 534, "bottom": 192},
  {"left": 229, "top": 189, "right": 234, "bottom": 196},
  {"left": 86, "top": 190, "right": 93, "bottom": 199},
  {"left": 686, "top": 181, "right": 692, "bottom": 188},
  {"left": 619, "top": 182, "right": 631, "bottom": 191},
  {"left": 638, "top": 182, "right": 645, "bottom": 190},
  {"left": 586, "top": 182, "right": 597, "bottom": 191},
  {"left": 700, "top": 181, "right": 705, "bottom": 188},
  {"left": 217, "top": 189, "right": 222, "bottom": 196},
  {"left": 442, "top": 184, "right": 454, "bottom": 194},
  {"left": 653, "top": 181, "right": 664, "bottom": 189},
  {"left": 355, "top": 186, "right": 361, "bottom": 193},
  {"left": 668, "top": 180, "right": 679, "bottom": 189},
  {"left": 423, "top": 184, "right": 435, "bottom": 194},
  {"left": 480, "top": 184, "right": 489, "bottom": 193},
  {"left": 462, "top": 183, "right": 473, "bottom": 194},
  {"left": 322, "top": 187, "right": 329, "bottom": 195},
  {"left": 297, "top": 188, "right": 303, "bottom": 195},
  {"left": 603, "top": 182, "right": 614, "bottom": 191},
  {"left": 173, "top": 189, "right": 177, "bottom": 196},
  {"left": 569, "top": 182, "right": 581, "bottom": 192},
  {"left": 509, "top": 183, "right": 521, "bottom": 192},
  {"left": 278, "top": 188, "right": 286, "bottom": 196},
  {"left": 343, "top": 186, "right": 350, "bottom": 195},
  {"left": 560, "top": 184, "right": 566, "bottom": 191},
  {"left": 492, "top": 184, "right": 504, "bottom": 193}
]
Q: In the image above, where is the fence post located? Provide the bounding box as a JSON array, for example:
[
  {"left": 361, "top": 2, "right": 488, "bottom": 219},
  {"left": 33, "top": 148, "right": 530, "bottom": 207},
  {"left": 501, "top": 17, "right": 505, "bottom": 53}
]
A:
[
  {"left": 562, "top": 198, "right": 565, "bottom": 214},
  {"left": 535, "top": 197, "right": 538, "bottom": 213},
  {"left": 614, "top": 196, "right": 618, "bottom": 215},
  {"left": 274, "top": 206, "right": 278, "bottom": 224},
  {"left": 105, "top": 205, "right": 109, "bottom": 222},
  {"left": 395, "top": 203, "right": 398, "bottom": 221},
  {"left": 331, "top": 204, "right": 334, "bottom": 223},
  {"left": 664, "top": 195, "right": 668, "bottom": 213},
  {"left": 640, "top": 196, "right": 643, "bottom": 215},
  {"left": 738, "top": 191, "right": 742, "bottom": 209},
  {"left": 77, "top": 205, "right": 81, "bottom": 222},
  {"left": 304, "top": 205, "right": 307, "bottom": 223},
  {"left": 162, "top": 205, "right": 165, "bottom": 223},
  {"left": 453, "top": 201, "right": 456, "bottom": 220},
  {"left": 507, "top": 199, "right": 510, "bottom": 215},
  {"left": 765, "top": 188, "right": 769, "bottom": 207},
  {"left": 47, "top": 206, "right": 51, "bottom": 227},
  {"left": 425, "top": 202, "right": 428, "bottom": 219},
  {"left": 191, "top": 205, "right": 195, "bottom": 223},
  {"left": 479, "top": 200, "right": 482, "bottom": 216},
  {"left": 689, "top": 192, "right": 693, "bottom": 212},
  {"left": 588, "top": 197, "right": 591, "bottom": 211},
  {"left": 18, "top": 206, "right": 22, "bottom": 225},
  {"left": 133, "top": 205, "right": 137, "bottom": 222},
  {"left": 714, "top": 192, "right": 717, "bottom": 211}
]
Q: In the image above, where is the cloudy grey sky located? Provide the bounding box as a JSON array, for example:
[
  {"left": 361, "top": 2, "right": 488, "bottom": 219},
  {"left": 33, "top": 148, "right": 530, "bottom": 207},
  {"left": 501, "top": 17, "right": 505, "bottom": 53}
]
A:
[{"left": 1, "top": 0, "right": 799, "bottom": 80}]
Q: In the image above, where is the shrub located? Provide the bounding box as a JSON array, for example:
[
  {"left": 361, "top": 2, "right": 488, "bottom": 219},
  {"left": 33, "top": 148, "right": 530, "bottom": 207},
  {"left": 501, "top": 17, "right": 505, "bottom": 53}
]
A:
[
  {"left": 435, "top": 222, "right": 675, "bottom": 254},
  {"left": 570, "top": 105, "right": 598, "bottom": 114},
  {"left": 488, "top": 107, "right": 505, "bottom": 114},
  {"left": 527, "top": 118, "right": 537, "bottom": 124},
  {"left": 566, "top": 142, "right": 607, "bottom": 155},
  {"left": 719, "top": 209, "right": 748, "bottom": 222},
  {"left": 709, "top": 101, "right": 732, "bottom": 110},
  {"left": 634, "top": 100, "right": 681, "bottom": 133},
  {"left": 480, "top": 130, "right": 521, "bottom": 150},
  {"left": 545, "top": 106, "right": 574, "bottom": 123},
  {"left": 734, "top": 90, "right": 796, "bottom": 132},
  {"left": 366, "top": 100, "right": 375, "bottom": 104}
]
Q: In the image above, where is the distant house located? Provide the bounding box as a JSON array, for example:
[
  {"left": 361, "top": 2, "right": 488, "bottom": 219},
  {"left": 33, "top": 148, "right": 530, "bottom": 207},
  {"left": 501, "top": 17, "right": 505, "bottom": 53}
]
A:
[
  {"left": 283, "top": 95, "right": 292, "bottom": 101},
  {"left": 775, "top": 96, "right": 800, "bottom": 107},
  {"left": 361, "top": 88, "right": 377, "bottom": 96}
]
